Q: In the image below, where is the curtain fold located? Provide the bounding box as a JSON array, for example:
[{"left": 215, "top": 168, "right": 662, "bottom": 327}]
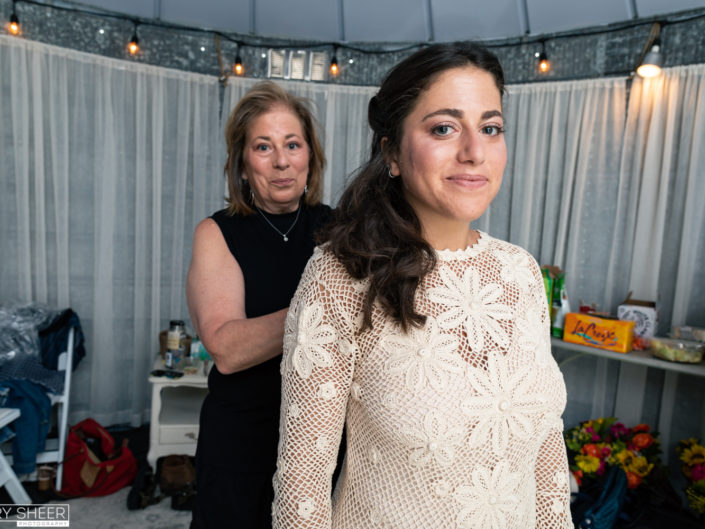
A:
[
  {"left": 623, "top": 65, "right": 705, "bottom": 331},
  {"left": 488, "top": 77, "right": 628, "bottom": 312},
  {"left": 618, "top": 65, "right": 705, "bottom": 459},
  {"left": 0, "top": 35, "right": 223, "bottom": 425}
]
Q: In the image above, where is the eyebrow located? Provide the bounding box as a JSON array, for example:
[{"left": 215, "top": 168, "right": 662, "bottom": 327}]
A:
[
  {"left": 421, "top": 108, "right": 503, "bottom": 121},
  {"left": 252, "top": 133, "right": 302, "bottom": 142}
]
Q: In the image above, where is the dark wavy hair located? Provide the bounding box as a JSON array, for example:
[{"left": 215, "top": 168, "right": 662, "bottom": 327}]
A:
[{"left": 320, "top": 42, "right": 505, "bottom": 332}]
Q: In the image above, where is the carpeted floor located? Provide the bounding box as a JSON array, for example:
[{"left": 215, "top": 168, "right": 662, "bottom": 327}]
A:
[{"left": 0, "top": 425, "right": 192, "bottom": 528}]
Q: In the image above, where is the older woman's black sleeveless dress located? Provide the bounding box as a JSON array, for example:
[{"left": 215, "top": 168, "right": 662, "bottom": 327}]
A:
[{"left": 190, "top": 203, "right": 331, "bottom": 529}]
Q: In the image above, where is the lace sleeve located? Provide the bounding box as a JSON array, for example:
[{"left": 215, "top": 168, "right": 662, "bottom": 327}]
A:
[
  {"left": 535, "top": 425, "right": 573, "bottom": 528},
  {"left": 272, "top": 250, "right": 357, "bottom": 529}
]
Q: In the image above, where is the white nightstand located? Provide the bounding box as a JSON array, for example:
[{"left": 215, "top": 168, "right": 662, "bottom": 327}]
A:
[{"left": 147, "top": 355, "right": 210, "bottom": 470}]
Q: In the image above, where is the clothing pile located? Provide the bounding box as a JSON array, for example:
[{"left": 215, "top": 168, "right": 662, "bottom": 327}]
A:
[{"left": 0, "top": 303, "right": 85, "bottom": 474}]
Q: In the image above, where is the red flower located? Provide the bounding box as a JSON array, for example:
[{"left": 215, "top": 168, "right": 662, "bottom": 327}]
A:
[
  {"left": 582, "top": 444, "right": 602, "bottom": 458},
  {"left": 692, "top": 464, "right": 705, "bottom": 482},
  {"left": 572, "top": 469, "right": 583, "bottom": 486},
  {"left": 610, "top": 422, "right": 629, "bottom": 439},
  {"left": 597, "top": 460, "right": 607, "bottom": 476},
  {"left": 632, "top": 433, "right": 654, "bottom": 450},
  {"left": 632, "top": 424, "right": 650, "bottom": 433},
  {"left": 626, "top": 471, "right": 642, "bottom": 489}
]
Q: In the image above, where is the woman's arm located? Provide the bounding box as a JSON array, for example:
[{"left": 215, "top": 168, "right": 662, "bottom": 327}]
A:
[
  {"left": 535, "top": 425, "right": 573, "bottom": 528},
  {"left": 186, "top": 218, "right": 288, "bottom": 374},
  {"left": 272, "top": 251, "right": 356, "bottom": 528}
]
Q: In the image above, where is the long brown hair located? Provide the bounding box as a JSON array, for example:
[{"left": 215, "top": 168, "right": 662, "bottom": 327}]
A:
[
  {"left": 223, "top": 81, "right": 326, "bottom": 215},
  {"left": 320, "top": 42, "right": 505, "bottom": 331}
]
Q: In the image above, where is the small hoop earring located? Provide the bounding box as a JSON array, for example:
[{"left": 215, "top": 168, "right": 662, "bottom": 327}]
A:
[
  {"left": 304, "top": 184, "right": 308, "bottom": 195},
  {"left": 249, "top": 188, "right": 255, "bottom": 202},
  {"left": 388, "top": 166, "right": 399, "bottom": 179}
]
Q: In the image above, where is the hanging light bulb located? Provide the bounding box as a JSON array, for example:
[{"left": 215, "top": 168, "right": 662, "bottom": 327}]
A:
[
  {"left": 233, "top": 55, "right": 244, "bottom": 76},
  {"left": 8, "top": 1, "right": 20, "bottom": 36},
  {"left": 537, "top": 42, "right": 550, "bottom": 73},
  {"left": 636, "top": 38, "right": 662, "bottom": 78},
  {"left": 329, "top": 48, "right": 339, "bottom": 76},
  {"left": 8, "top": 12, "right": 20, "bottom": 35},
  {"left": 128, "top": 25, "right": 139, "bottom": 55}
]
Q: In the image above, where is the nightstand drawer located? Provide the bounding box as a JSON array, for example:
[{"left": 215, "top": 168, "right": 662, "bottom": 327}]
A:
[{"left": 160, "top": 425, "right": 199, "bottom": 444}]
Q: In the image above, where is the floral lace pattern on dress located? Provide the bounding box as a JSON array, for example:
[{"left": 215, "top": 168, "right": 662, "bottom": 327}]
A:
[{"left": 272, "top": 235, "right": 573, "bottom": 529}]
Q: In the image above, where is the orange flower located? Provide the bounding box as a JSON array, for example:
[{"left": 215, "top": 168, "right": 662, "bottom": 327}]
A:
[
  {"left": 632, "top": 424, "right": 650, "bottom": 433},
  {"left": 582, "top": 443, "right": 602, "bottom": 458},
  {"left": 632, "top": 433, "right": 654, "bottom": 450},
  {"left": 626, "top": 471, "right": 642, "bottom": 489}
]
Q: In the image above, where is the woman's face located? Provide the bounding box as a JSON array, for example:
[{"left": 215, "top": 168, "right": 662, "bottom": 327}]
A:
[
  {"left": 388, "top": 66, "right": 506, "bottom": 237},
  {"left": 243, "top": 104, "right": 310, "bottom": 214}
]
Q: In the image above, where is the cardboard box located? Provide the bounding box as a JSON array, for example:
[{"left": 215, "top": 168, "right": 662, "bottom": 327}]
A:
[
  {"left": 563, "top": 313, "right": 635, "bottom": 353},
  {"left": 617, "top": 294, "right": 658, "bottom": 338}
]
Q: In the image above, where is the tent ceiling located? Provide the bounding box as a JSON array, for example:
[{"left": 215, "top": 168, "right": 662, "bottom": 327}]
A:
[{"left": 75, "top": 0, "right": 705, "bottom": 42}]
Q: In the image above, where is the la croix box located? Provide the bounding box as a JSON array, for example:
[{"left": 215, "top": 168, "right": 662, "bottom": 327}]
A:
[{"left": 563, "top": 313, "right": 635, "bottom": 353}]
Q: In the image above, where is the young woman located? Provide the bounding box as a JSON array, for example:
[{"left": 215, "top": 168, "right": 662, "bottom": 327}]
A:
[{"left": 272, "top": 43, "right": 573, "bottom": 528}]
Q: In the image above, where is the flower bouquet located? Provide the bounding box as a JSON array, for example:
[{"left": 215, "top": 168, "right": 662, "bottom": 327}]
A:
[
  {"left": 676, "top": 438, "right": 705, "bottom": 516},
  {"left": 564, "top": 417, "right": 662, "bottom": 490}
]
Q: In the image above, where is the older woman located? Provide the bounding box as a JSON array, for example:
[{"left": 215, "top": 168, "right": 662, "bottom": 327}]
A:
[
  {"left": 186, "top": 81, "right": 331, "bottom": 528},
  {"left": 273, "top": 43, "right": 573, "bottom": 528}
]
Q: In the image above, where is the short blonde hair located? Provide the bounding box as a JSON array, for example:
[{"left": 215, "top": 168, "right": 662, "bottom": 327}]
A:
[{"left": 223, "top": 81, "right": 326, "bottom": 215}]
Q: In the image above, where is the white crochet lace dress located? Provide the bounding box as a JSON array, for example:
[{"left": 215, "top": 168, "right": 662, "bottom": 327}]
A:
[{"left": 273, "top": 233, "right": 573, "bottom": 529}]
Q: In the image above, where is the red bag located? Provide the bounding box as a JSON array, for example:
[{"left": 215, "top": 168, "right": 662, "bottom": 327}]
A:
[{"left": 60, "top": 418, "right": 138, "bottom": 497}]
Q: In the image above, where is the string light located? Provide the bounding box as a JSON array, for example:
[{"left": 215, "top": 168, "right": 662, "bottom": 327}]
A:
[
  {"left": 233, "top": 46, "right": 244, "bottom": 75},
  {"left": 128, "top": 23, "right": 139, "bottom": 55},
  {"left": 329, "top": 47, "right": 339, "bottom": 76},
  {"left": 8, "top": 1, "right": 20, "bottom": 36},
  {"left": 536, "top": 41, "right": 550, "bottom": 73},
  {"left": 6, "top": 0, "right": 700, "bottom": 82}
]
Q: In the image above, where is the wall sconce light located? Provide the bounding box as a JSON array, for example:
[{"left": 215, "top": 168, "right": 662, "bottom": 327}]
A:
[{"left": 636, "top": 23, "right": 663, "bottom": 78}]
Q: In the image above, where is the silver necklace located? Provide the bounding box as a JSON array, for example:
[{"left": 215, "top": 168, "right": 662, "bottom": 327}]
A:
[{"left": 255, "top": 204, "right": 301, "bottom": 242}]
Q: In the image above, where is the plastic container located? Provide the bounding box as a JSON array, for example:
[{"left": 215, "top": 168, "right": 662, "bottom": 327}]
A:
[
  {"left": 672, "top": 326, "right": 705, "bottom": 343},
  {"left": 650, "top": 337, "right": 704, "bottom": 364},
  {"left": 165, "top": 320, "right": 186, "bottom": 369}
]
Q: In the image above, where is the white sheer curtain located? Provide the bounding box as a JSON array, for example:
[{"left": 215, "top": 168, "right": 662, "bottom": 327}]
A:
[
  {"left": 2, "top": 30, "right": 704, "bottom": 452},
  {"left": 0, "top": 35, "right": 223, "bottom": 425},
  {"left": 611, "top": 65, "right": 705, "bottom": 462},
  {"left": 221, "top": 78, "right": 376, "bottom": 205},
  {"left": 483, "top": 72, "right": 705, "bottom": 464}
]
